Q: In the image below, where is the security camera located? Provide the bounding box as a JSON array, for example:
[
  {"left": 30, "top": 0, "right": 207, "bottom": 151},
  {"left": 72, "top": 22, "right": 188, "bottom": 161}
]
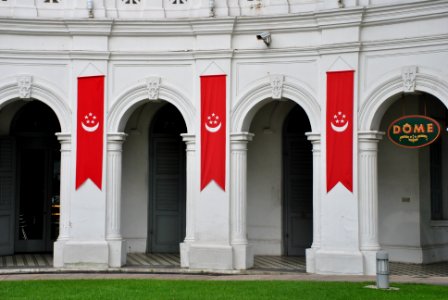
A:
[{"left": 256, "top": 31, "right": 271, "bottom": 46}]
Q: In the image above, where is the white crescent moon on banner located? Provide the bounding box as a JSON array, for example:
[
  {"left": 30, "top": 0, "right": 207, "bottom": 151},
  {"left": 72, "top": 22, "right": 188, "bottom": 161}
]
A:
[
  {"left": 331, "top": 121, "right": 349, "bottom": 133},
  {"left": 82, "top": 122, "right": 100, "bottom": 132},
  {"left": 205, "top": 122, "right": 222, "bottom": 133}
]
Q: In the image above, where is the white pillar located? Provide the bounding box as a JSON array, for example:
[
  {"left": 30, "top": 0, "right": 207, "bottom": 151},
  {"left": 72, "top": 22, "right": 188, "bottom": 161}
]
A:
[
  {"left": 180, "top": 134, "right": 196, "bottom": 267},
  {"left": 53, "top": 132, "right": 72, "bottom": 267},
  {"left": 106, "top": 132, "right": 127, "bottom": 267},
  {"left": 359, "top": 131, "right": 384, "bottom": 275},
  {"left": 230, "top": 132, "right": 254, "bottom": 269},
  {"left": 305, "top": 132, "right": 321, "bottom": 273}
]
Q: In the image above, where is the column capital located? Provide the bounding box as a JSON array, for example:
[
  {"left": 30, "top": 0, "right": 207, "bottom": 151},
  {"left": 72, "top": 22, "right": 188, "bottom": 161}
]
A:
[
  {"left": 181, "top": 133, "right": 196, "bottom": 143},
  {"left": 358, "top": 131, "right": 385, "bottom": 142},
  {"left": 305, "top": 132, "right": 321, "bottom": 143},
  {"left": 107, "top": 132, "right": 127, "bottom": 143},
  {"left": 230, "top": 132, "right": 254, "bottom": 143},
  {"left": 56, "top": 132, "right": 71, "bottom": 143},
  {"left": 56, "top": 132, "right": 71, "bottom": 152}
]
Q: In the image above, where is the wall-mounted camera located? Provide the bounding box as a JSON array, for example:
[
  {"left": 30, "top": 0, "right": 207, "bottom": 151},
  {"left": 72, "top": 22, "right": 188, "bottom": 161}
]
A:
[{"left": 256, "top": 31, "right": 271, "bottom": 46}]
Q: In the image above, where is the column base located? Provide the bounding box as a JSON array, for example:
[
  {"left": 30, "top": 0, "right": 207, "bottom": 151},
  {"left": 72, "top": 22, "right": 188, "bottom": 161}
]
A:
[
  {"left": 362, "top": 250, "right": 380, "bottom": 275},
  {"left": 188, "top": 244, "right": 233, "bottom": 270},
  {"left": 315, "top": 249, "right": 364, "bottom": 275},
  {"left": 305, "top": 248, "right": 317, "bottom": 273},
  {"left": 61, "top": 241, "right": 109, "bottom": 269},
  {"left": 108, "top": 239, "right": 127, "bottom": 267},
  {"left": 233, "top": 244, "right": 254, "bottom": 269},
  {"left": 180, "top": 242, "right": 191, "bottom": 268},
  {"left": 53, "top": 240, "right": 67, "bottom": 268}
]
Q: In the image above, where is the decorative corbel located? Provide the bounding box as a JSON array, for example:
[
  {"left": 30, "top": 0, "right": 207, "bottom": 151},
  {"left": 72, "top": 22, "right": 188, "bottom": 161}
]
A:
[
  {"left": 146, "top": 76, "right": 161, "bottom": 100},
  {"left": 17, "top": 75, "right": 33, "bottom": 100},
  {"left": 270, "top": 74, "right": 284, "bottom": 100},
  {"left": 402, "top": 66, "right": 417, "bottom": 93}
]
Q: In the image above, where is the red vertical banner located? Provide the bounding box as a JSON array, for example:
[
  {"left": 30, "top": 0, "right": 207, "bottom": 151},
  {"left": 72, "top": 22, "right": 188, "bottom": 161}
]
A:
[
  {"left": 201, "top": 75, "right": 226, "bottom": 191},
  {"left": 326, "top": 71, "right": 354, "bottom": 193},
  {"left": 76, "top": 75, "right": 104, "bottom": 190}
]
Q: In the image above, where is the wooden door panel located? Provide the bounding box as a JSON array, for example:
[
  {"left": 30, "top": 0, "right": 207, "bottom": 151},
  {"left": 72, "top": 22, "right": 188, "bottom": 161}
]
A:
[
  {"left": 0, "top": 138, "right": 15, "bottom": 255},
  {"left": 284, "top": 136, "right": 312, "bottom": 256},
  {"left": 149, "top": 137, "right": 185, "bottom": 253}
]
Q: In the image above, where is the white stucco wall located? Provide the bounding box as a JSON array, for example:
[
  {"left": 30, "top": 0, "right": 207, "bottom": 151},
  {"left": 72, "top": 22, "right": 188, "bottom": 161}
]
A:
[{"left": 0, "top": 0, "right": 447, "bottom": 273}]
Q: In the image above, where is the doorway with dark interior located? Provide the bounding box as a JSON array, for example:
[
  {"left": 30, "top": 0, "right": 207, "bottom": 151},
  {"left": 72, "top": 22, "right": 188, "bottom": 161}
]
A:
[{"left": 0, "top": 101, "right": 61, "bottom": 255}]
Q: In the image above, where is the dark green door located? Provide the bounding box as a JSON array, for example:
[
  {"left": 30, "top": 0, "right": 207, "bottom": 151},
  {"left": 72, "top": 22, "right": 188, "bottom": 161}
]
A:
[
  {"left": 148, "top": 104, "right": 186, "bottom": 253},
  {"left": 0, "top": 138, "right": 16, "bottom": 255},
  {"left": 283, "top": 106, "right": 313, "bottom": 256}
]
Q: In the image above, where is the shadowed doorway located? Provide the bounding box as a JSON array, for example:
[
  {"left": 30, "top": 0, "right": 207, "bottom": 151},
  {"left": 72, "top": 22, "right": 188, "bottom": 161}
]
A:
[
  {"left": 148, "top": 104, "right": 186, "bottom": 253},
  {"left": 10, "top": 101, "right": 60, "bottom": 253},
  {"left": 282, "top": 105, "right": 312, "bottom": 256}
]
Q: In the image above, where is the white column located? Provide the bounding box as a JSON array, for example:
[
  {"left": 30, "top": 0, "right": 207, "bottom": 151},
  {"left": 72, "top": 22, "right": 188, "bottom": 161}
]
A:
[
  {"left": 359, "top": 130, "right": 384, "bottom": 275},
  {"left": 53, "top": 133, "right": 72, "bottom": 267},
  {"left": 230, "top": 132, "right": 254, "bottom": 269},
  {"left": 306, "top": 132, "right": 322, "bottom": 249},
  {"left": 179, "top": 134, "right": 196, "bottom": 267},
  {"left": 305, "top": 132, "right": 321, "bottom": 273},
  {"left": 181, "top": 134, "right": 196, "bottom": 243},
  {"left": 106, "top": 132, "right": 127, "bottom": 267},
  {"left": 56, "top": 133, "right": 72, "bottom": 241}
]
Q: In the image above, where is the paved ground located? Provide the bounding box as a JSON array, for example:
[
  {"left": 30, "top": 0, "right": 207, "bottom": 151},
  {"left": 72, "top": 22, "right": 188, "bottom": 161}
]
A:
[
  {"left": 0, "top": 272, "right": 447, "bottom": 286},
  {"left": 1, "top": 253, "right": 447, "bottom": 286}
]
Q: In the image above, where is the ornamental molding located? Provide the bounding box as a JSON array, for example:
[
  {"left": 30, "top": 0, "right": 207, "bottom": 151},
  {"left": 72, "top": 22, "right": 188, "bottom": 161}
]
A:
[
  {"left": 17, "top": 75, "right": 33, "bottom": 99},
  {"left": 0, "top": 1, "right": 444, "bottom": 29},
  {"left": 359, "top": 70, "right": 448, "bottom": 131},
  {"left": 108, "top": 79, "right": 195, "bottom": 133},
  {"left": 146, "top": 76, "right": 161, "bottom": 100},
  {"left": 269, "top": 74, "right": 284, "bottom": 100},
  {"left": 0, "top": 76, "right": 71, "bottom": 131},
  {"left": 402, "top": 66, "right": 417, "bottom": 93},
  {"left": 232, "top": 75, "right": 320, "bottom": 132}
]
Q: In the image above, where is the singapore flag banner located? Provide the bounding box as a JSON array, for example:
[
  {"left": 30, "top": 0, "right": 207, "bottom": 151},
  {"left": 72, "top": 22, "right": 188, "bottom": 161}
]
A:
[
  {"left": 201, "top": 75, "right": 226, "bottom": 191},
  {"left": 76, "top": 75, "right": 104, "bottom": 190},
  {"left": 326, "top": 70, "right": 354, "bottom": 193}
]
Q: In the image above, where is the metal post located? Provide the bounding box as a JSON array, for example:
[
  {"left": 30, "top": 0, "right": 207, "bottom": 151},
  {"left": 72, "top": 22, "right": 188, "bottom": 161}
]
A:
[{"left": 376, "top": 251, "right": 390, "bottom": 289}]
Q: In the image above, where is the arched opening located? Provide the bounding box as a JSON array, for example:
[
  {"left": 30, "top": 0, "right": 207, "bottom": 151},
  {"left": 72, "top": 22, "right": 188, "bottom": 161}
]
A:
[
  {"left": 378, "top": 92, "right": 448, "bottom": 263},
  {"left": 121, "top": 102, "right": 187, "bottom": 256},
  {"left": 0, "top": 100, "right": 61, "bottom": 255},
  {"left": 247, "top": 100, "right": 313, "bottom": 258},
  {"left": 147, "top": 104, "right": 186, "bottom": 253}
]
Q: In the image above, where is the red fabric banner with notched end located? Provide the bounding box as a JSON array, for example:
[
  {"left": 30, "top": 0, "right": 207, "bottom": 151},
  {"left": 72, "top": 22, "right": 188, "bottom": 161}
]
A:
[
  {"left": 201, "top": 75, "right": 226, "bottom": 191},
  {"left": 76, "top": 75, "right": 104, "bottom": 190},
  {"left": 326, "top": 71, "right": 354, "bottom": 193}
]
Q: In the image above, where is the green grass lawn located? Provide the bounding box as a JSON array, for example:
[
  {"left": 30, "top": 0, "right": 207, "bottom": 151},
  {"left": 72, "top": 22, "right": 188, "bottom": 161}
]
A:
[{"left": 0, "top": 279, "right": 447, "bottom": 300}]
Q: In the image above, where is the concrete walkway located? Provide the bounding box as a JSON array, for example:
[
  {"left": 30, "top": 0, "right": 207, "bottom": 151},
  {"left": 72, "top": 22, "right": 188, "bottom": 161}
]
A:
[{"left": 0, "top": 272, "right": 447, "bottom": 286}]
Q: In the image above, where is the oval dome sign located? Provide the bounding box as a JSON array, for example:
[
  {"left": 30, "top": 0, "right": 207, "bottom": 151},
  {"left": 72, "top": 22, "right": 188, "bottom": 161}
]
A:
[{"left": 387, "top": 115, "right": 441, "bottom": 148}]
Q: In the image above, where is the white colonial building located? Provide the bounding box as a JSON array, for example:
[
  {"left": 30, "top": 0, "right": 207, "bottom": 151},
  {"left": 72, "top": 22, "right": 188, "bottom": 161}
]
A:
[{"left": 0, "top": 0, "right": 447, "bottom": 275}]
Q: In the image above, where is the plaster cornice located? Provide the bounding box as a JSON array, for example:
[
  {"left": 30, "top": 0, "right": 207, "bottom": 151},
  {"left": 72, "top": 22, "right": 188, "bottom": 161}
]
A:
[
  {"left": 0, "top": 1, "right": 446, "bottom": 37},
  {"left": 64, "top": 20, "right": 114, "bottom": 36},
  {"left": 362, "top": 0, "right": 448, "bottom": 26},
  {"left": 361, "top": 34, "right": 448, "bottom": 52}
]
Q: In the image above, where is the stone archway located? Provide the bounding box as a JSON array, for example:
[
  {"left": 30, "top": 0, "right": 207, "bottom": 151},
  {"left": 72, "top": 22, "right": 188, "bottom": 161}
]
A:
[
  {"left": 105, "top": 79, "right": 195, "bottom": 267},
  {"left": 357, "top": 69, "right": 448, "bottom": 274},
  {"left": 229, "top": 75, "right": 321, "bottom": 270}
]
